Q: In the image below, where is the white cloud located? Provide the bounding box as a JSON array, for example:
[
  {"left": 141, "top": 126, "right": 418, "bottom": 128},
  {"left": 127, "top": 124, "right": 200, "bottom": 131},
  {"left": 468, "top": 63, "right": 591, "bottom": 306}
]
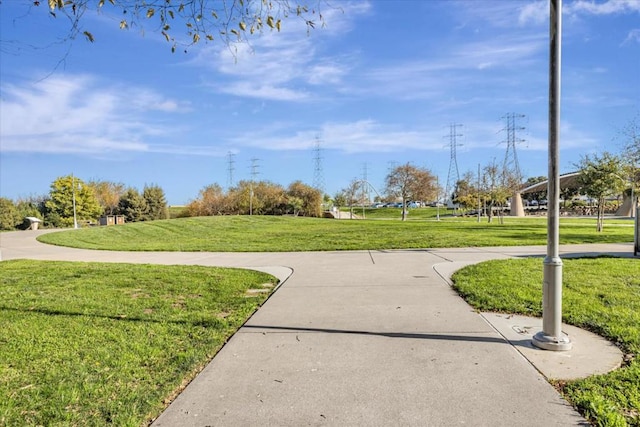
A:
[
  {"left": 188, "top": 2, "right": 368, "bottom": 101},
  {"left": 361, "top": 34, "right": 545, "bottom": 101},
  {"left": 567, "top": 0, "right": 640, "bottom": 15},
  {"left": 218, "top": 81, "right": 310, "bottom": 101},
  {"left": 624, "top": 28, "right": 640, "bottom": 44},
  {"left": 518, "top": 1, "right": 548, "bottom": 26},
  {"left": 0, "top": 75, "right": 190, "bottom": 155},
  {"left": 227, "top": 119, "right": 474, "bottom": 154},
  {"left": 453, "top": 1, "right": 526, "bottom": 29}
]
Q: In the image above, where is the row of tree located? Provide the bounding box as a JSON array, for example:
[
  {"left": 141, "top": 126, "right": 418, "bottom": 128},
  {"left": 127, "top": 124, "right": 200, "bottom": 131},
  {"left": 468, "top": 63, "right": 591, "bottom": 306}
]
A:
[
  {"left": 2, "top": 120, "right": 637, "bottom": 231},
  {"left": 450, "top": 134, "right": 639, "bottom": 230},
  {"left": 0, "top": 175, "right": 169, "bottom": 230},
  {"left": 334, "top": 163, "right": 439, "bottom": 221},
  {"left": 180, "top": 180, "right": 324, "bottom": 218}
]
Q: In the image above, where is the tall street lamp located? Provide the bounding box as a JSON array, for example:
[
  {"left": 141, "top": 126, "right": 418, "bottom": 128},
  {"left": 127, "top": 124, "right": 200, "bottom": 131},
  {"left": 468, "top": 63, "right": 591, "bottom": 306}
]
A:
[
  {"left": 532, "top": 0, "right": 572, "bottom": 351},
  {"left": 72, "top": 174, "right": 79, "bottom": 229}
]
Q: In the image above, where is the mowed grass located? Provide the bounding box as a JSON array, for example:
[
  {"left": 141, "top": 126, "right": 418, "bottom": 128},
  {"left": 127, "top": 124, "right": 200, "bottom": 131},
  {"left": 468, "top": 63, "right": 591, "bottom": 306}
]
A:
[
  {"left": 37, "top": 215, "right": 634, "bottom": 252},
  {"left": 452, "top": 257, "right": 640, "bottom": 426},
  {"left": 0, "top": 260, "right": 277, "bottom": 426}
]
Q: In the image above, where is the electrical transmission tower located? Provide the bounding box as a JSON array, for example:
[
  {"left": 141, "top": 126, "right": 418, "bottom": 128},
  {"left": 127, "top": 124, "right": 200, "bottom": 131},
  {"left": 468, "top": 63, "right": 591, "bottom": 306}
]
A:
[
  {"left": 312, "top": 137, "right": 325, "bottom": 193},
  {"left": 362, "top": 162, "right": 370, "bottom": 204},
  {"left": 501, "top": 113, "right": 526, "bottom": 186},
  {"left": 227, "top": 151, "right": 235, "bottom": 188},
  {"left": 444, "top": 123, "right": 463, "bottom": 204},
  {"left": 249, "top": 158, "right": 260, "bottom": 216},
  {"left": 250, "top": 158, "right": 260, "bottom": 181}
]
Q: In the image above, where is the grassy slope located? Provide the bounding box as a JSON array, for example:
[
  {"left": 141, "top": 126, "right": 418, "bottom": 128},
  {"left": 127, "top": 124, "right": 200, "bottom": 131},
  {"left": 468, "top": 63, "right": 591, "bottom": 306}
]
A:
[
  {"left": 0, "top": 260, "right": 277, "bottom": 426},
  {"left": 452, "top": 258, "right": 640, "bottom": 426},
  {"left": 37, "top": 215, "right": 634, "bottom": 252}
]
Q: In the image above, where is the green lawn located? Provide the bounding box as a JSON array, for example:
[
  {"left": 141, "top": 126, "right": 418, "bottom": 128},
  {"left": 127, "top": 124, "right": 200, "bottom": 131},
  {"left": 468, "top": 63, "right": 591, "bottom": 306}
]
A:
[
  {"left": 7, "top": 214, "right": 639, "bottom": 425},
  {"left": 452, "top": 258, "right": 640, "bottom": 426},
  {"left": 37, "top": 215, "right": 634, "bottom": 252},
  {"left": 0, "top": 260, "right": 277, "bottom": 426}
]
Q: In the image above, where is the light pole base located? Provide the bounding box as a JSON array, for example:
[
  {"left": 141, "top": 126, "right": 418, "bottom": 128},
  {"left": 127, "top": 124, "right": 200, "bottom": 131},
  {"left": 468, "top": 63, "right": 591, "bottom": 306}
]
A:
[{"left": 532, "top": 331, "right": 572, "bottom": 351}]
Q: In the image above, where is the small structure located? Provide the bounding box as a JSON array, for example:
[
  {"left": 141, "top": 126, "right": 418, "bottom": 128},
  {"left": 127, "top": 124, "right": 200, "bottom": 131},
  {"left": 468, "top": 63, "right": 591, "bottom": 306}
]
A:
[
  {"left": 99, "top": 215, "right": 126, "bottom": 226},
  {"left": 615, "top": 194, "right": 637, "bottom": 217},
  {"left": 25, "top": 217, "right": 42, "bottom": 230},
  {"left": 99, "top": 215, "right": 115, "bottom": 226},
  {"left": 511, "top": 172, "right": 581, "bottom": 217}
]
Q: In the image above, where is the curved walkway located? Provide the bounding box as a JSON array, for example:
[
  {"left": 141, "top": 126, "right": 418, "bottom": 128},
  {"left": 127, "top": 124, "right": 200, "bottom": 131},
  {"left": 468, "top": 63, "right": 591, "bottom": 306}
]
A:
[{"left": 1, "top": 230, "right": 634, "bottom": 426}]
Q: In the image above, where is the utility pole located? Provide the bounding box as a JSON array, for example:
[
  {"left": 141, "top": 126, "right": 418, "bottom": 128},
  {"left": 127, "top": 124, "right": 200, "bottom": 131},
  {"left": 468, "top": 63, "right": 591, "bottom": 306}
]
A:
[
  {"left": 249, "top": 158, "right": 260, "bottom": 216},
  {"left": 444, "top": 123, "right": 463, "bottom": 207},
  {"left": 532, "top": 0, "right": 572, "bottom": 351}
]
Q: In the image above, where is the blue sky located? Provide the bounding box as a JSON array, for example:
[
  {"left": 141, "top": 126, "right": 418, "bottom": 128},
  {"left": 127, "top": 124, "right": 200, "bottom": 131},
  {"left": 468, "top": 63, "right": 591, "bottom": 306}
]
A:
[{"left": 1, "top": 0, "right": 639, "bottom": 205}]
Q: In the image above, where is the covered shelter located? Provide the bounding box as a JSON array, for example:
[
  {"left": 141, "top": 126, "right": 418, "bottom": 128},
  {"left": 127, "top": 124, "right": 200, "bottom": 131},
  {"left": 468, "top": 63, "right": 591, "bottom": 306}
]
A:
[
  {"left": 25, "top": 216, "right": 42, "bottom": 230},
  {"left": 510, "top": 172, "right": 580, "bottom": 217},
  {"left": 511, "top": 171, "right": 635, "bottom": 217}
]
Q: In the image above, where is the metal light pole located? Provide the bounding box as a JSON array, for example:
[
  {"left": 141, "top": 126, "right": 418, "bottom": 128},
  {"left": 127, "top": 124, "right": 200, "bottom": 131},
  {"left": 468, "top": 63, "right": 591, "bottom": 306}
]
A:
[
  {"left": 632, "top": 163, "right": 639, "bottom": 256},
  {"left": 72, "top": 174, "right": 79, "bottom": 229},
  {"left": 533, "top": 0, "right": 572, "bottom": 351},
  {"left": 635, "top": 199, "right": 639, "bottom": 256},
  {"left": 477, "top": 163, "right": 481, "bottom": 223},
  {"left": 634, "top": 175, "right": 639, "bottom": 256},
  {"left": 249, "top": 184, "right": 254, "bottom": 216},
  {"left": 436, "top": 175, "right": 440, "bottom": 221}
]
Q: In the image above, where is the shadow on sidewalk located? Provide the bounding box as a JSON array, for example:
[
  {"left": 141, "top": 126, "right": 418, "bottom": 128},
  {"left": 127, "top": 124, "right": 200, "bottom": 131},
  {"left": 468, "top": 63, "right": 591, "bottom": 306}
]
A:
[{"left": 243, "top": 324, "right": 509, "bottom": 345}]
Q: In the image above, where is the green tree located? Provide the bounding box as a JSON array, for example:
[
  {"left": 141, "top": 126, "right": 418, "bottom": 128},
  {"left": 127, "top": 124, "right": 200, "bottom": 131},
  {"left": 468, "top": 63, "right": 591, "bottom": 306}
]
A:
[
  {"left": 117, "top": 187, "right": 148, "bottom": 222},
  {"left": 620, "top": 115, "right": 640, "bottom": 211},
  {"left": 15, "top": 195, "right": 47, "bottom": 230},
  {"left": 452, "top": 171, "right": 478, "bottom": 212},
  {"left": 26, "top": 0, "right": 321, "bottom": 52},
  {"left": 227, "top": 180, "right": 287, "bottom": 215},
  {"left": 0, "top": 198, "right": 22, "bottom": 230},
  {"left": 142, "top": 184, "right": 169, "bottom": 220},
  {"left": 287, "top": 181, "right": 322, "bottom": 217},
  {"left": 287, "top": 196, "right": 304, "bottom": 216},
  {"left": 576, "top": 152, "right": 626, "bottom": 232},
  {"left": 480, "top": 160, "right": 512, "bottom": 224},
  {"left": 45, "top": 175, "right": 102, "bottom": 228},
  {"left": 343, "top": 179, "right": 363, "bottom": 219},
  {"left": 333, "top": 191, "right": 347, "bottom": 212},
  {"left": 385, "top": 163, "right": 437, "bottom": 221},
  {"left": 88, "top": 180, "right": 125, "bottom": 215},
  {"left": 184, "top": 183, "right": 230, "bottom": 217}
]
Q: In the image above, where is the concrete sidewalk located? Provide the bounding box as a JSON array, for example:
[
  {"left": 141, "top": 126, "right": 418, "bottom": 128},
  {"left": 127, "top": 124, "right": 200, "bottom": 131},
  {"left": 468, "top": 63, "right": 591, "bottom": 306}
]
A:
[{"left": 0, "top": 231, "right": 634, "bottom": 426}]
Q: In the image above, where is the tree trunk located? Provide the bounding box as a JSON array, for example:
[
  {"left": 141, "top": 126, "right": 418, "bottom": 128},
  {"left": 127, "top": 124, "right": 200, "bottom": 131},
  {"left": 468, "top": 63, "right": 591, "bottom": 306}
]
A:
[
  {"left": 401, "top": 200, "right": 407, "bottom": 221},
  {"left": 596, "top": 197, "right": 605, "bottom": 232}
]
